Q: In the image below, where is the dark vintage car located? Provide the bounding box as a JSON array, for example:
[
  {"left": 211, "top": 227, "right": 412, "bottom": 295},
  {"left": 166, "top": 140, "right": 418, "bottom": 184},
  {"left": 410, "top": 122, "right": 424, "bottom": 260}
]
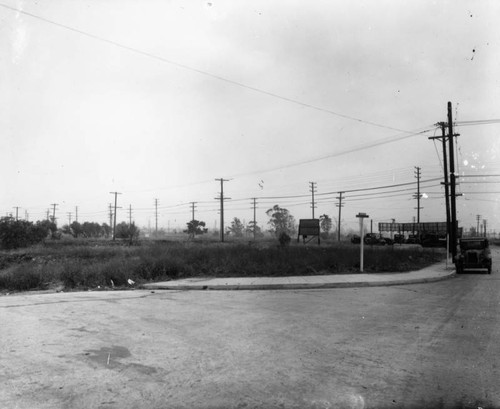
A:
[
  {"left": 393, "top": 234, "right": 405, "bottom": 244},
  {"left": 364, "top": 233, "right": 386, "bottom": 245},
  {"left": 405, "top": 234, "right": 420, "bottom": 244},
  {"left": 455, "top": 238, "right": 492, "bottom": 274},
  {"left": 351, "top": 234, "right": 361, "bottom": 244}
]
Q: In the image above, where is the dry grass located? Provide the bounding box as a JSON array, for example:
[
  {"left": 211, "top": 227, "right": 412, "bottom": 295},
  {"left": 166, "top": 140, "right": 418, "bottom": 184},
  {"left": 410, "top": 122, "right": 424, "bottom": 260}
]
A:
[{"left": 0, "top": 239, "right": 446, "bottom": 292}]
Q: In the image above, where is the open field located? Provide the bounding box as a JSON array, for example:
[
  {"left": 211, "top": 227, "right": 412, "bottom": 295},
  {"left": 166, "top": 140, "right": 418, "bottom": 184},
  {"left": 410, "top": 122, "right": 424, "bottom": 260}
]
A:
[{"left": 0, "top": 238, "right": 447, "bottom": 293}]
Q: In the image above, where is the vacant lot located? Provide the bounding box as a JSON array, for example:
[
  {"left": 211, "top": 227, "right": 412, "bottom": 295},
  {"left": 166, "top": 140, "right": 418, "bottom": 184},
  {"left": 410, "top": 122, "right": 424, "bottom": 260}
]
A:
[{"left": 0, "top": 239, "right": 445, "bottom": 292}]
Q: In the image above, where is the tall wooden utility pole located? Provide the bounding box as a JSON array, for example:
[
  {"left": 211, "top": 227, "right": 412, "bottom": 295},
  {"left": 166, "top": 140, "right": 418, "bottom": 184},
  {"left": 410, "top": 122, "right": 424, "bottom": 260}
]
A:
[
  {"left": 51, "top": 203, "right": 58, "bottom": 223},
  {"left": 251, "top": 198, "right": 257, "bottom": 240},
  {"left": 429, "top": 124, "right": 451, "bottom": 257},
  {"left": 215, "top": 178, "right": 230, "bottom": 242},
  {"left": 154, "top": 198, "right": 159, "bottom": 235},
  {"left": 309, "top": 182, "right": 317, "bottom": 219},
  {"left": 109, "top": 192, "right": 121, "bottom": 240},
  {"left": 447, "top": 102, "right": 458, "bottom": 259},
  {"left": 190, "top": 202, "right": 197, "bottom": 221},
  {"left": 108, "top": 204, "right": 113, "bottom": 231},
  {"left": 414, "top": 166, "right": 422, "bottom": 223},
  {"left": 336, "top": 192, "right": 344, "bottom": 242}
]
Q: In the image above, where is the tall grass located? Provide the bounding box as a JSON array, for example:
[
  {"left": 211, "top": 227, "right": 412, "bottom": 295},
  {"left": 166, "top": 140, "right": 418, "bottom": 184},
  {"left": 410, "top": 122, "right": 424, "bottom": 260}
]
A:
[{"left": 0, "top": 241, "right": 445, "bottom": 292}]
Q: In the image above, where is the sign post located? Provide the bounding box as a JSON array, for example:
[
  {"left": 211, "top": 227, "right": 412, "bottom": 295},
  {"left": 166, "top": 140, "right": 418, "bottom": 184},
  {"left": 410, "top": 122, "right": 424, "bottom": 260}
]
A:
[{"left": 356, "top": 212, "right": 369, "bottom": 272}]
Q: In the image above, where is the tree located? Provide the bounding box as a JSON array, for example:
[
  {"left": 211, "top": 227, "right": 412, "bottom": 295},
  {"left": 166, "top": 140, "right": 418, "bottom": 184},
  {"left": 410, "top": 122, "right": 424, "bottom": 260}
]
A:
[
  {"left": 70, "top": 221, "right": 84, "bottom": 238},
  {"left": 184, "top": 220, "right": 208, "bottom": 239},
  {"left": 0, "top": 217, "right": 52, "bottom": 249},
  {"left": 115, "top": 222, "right": 140, "bottom": 243},
  {"left": 266, "top": 205, "right": 296, "bottom": 237},
  {"left": 246, "top": 221, "right": 264, "bottom": 239},
  {"left": 81, "top": 222, "right": 104, "bottom": 238},
  {"left": 228, "top": 217, "right": 244, "bottom": 237},
  {"left": 319, "top": 214, "right": 333, "bottom": 237}
]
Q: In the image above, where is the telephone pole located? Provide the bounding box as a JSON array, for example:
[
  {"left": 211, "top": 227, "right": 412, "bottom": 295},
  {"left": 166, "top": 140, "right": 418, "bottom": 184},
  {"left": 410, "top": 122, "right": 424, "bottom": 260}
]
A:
[
  {"left": 108, "top": 204, "right": 113, "bottom": 230},
  {"left": 447, "top": 102, "right": 458, "bottom": 258},
  {"left": 476, "top": 214, "right": 481, "bottom": 236},
  {"left": 67, "top": 212, "right": 72, "bottom": 226},
  {"left": 13, "top": 206, "right": 20, "bottom": 221},
  {"left": 430, "top": 123, "right": 452, "bottom": 257},
  {"left": 75, "top": 206, "right": 78, "bottom": 223},
  {"left": 215, "top": 178, "right": 230, "bottom": 242},
  {"left": 251, "top": 198, "right": 258, "bottom": 240},
  {"left": 190, "top": 202, "right": 197, "bottom": 221},
  {"left": 413, "top": 166, "right": 422, "bottom": 223},
  {"left": 50, "top": 203, "right": 58, "bottom": 223},
  {"left": 309, "top": 182, "right": 317, "bottom": 219},
  {"left": 335, "top": 192, "right": 344, "bottom": 242},
  {"left": 109, "top": 192, "right": 121, "bottom": 240},
  {"left": 483, "top": 219, "right": 487, "bottom": 237},
  {"left": 128, "top": 204, "right": 133, "bottom": 226},
  {"left": 154, "top": 198, "right": 159, "bottom": 236}
]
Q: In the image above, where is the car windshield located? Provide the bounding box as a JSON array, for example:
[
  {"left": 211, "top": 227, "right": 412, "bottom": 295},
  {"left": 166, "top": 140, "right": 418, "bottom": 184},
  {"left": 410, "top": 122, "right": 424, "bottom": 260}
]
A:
[{"left": 460, "top": 240, "right": 488, "bottom": 250}]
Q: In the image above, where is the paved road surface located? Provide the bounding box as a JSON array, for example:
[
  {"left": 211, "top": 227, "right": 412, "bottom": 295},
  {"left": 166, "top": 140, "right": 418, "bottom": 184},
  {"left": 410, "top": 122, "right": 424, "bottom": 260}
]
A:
[{"left": 1, "top": 249, "right": 499, "bottom": 409}]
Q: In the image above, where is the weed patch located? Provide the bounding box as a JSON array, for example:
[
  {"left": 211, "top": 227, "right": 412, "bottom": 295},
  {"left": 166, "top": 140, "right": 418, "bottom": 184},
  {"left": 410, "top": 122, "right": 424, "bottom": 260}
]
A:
[{"left": 0, "top": 241, "right": 446, "bottom": 293}]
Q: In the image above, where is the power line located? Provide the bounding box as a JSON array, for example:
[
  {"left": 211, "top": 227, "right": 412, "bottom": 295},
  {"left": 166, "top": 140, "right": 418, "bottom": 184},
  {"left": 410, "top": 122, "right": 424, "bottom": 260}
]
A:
[{"left": 0, "top": 2, "right": 434, "bottom": 137}]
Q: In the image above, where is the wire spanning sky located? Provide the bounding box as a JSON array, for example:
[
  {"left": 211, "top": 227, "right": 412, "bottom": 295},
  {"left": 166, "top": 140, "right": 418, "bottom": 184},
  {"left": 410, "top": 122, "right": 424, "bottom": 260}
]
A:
[{"left": 1, "top": 0, "right": 499, "bottom": 233}]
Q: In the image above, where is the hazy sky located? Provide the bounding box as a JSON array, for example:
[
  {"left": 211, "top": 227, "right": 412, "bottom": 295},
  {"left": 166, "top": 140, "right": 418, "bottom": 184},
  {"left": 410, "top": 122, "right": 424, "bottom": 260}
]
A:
[{"left": 1, "top": 0, "right": 499, "bottom": 234}]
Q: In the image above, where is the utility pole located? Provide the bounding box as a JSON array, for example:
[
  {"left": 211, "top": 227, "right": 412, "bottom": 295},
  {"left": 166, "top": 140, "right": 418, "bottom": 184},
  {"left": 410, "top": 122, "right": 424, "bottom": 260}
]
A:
[
  {"left": 476, "top": 214, "right": 481, "bottom": 236},
  {"left": 67, "top": 212, "right": 72, "bottom": 226},
  {"left": 483, "top": 219, "right": 487, "bottom": 237},
  {"left": 13, "top": 207, "right": 20, "bottom": 221},
  {"left": 190, "top": 202, "right": 197, "bottom": 221},
  {"left": 75, "top": 206, "right": 78, "bottom": 223},
  {"left": 215, "top": 178, "right": 230, "bottom": 242},
  {"left": 109, "top": 192, "right": 121, "bottom": 240},
  {"left": 46, "top": 209, "right": 50, "bottom": 221},
  {"left": 128, "top": 205, "right": 133, "bottom": 226},
  {"left": 108, "top": 204, "right": 114, "bottom": 230},
  {"left": 154, "top": 198, "right": 159, "bottom": 236},
  {"left": 251, "top": 198, "right": 258, "bottom": 240},
  {"left": 335, "top": 192, "right": 344, "bottom": 242},
  {"left": 430, "top": 123, "right": 453, "bottom": 257},
  {"left": 309, "top": 182, "right": 317, "bottom": 219},
  {"left": 51, "top": 203, "right": 58, "bottom": 224},
  {"left": 413, "top": 166, "right": 422, "bottom": 223},
  {"left": 447, "top": 102, "right": 458, "bottom": 258}
]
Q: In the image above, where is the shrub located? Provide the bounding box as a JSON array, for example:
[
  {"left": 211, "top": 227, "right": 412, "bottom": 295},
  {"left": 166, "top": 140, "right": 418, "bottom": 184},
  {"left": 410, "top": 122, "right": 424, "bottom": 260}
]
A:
[{"left": 279, "top": 232, "right": 291, "bottom": 247}]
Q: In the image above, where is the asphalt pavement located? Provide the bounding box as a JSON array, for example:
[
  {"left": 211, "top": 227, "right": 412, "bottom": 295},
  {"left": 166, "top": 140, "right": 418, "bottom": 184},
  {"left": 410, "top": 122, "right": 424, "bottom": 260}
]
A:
[{"left": 144, "top": 260, "right": 456, "bottom": 290}]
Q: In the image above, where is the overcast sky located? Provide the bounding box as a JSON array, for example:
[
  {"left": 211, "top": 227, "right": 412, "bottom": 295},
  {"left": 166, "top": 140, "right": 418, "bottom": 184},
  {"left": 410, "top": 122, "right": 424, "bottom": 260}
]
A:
[{"left": 1, "top": 0, "right": 499, "bottom": 234}]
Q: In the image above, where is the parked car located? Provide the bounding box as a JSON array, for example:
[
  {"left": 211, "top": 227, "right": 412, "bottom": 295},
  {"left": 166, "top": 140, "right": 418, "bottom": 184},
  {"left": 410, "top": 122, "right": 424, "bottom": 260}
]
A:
[
  {"left": 405, "top": 234, "right": 420, "bottom": 244},
  {"left": 381, "top": 236, "right": 394, "bottom": 245},
  {"left": 393, "top": 234, "right": 405, "bottom": 244},
  {"left": 364, "top": 233, "right": 386, "bottom": 245},
  {"left": 351, "top": 234, "right": 361, "bottom": 244},
  {"left": 455, "top": 238, "right": 492, "bottom": 274}
]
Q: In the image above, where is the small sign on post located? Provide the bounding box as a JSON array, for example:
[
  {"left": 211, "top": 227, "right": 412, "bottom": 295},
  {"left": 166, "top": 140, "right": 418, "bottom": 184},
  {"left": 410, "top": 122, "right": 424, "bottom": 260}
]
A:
[{"left": 356, "top": 213, "right": 369, "bottom": 272}]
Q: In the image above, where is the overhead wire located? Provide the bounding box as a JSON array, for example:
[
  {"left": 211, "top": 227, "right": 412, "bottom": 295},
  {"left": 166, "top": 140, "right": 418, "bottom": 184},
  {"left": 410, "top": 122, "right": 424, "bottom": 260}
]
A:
[{"left": 0, "top": 2, "right": 432, "bottom": 138}]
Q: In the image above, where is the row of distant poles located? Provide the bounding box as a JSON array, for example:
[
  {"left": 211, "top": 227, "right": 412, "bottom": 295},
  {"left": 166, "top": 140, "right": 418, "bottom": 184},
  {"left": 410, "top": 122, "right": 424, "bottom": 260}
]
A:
[{"left": 35, "top": 104, "right": 460, "bottom": 248}]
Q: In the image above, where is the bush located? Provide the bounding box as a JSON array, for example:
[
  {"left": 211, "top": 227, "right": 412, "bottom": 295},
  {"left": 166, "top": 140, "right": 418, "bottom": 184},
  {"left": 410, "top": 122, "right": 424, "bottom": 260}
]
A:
[
  {"left": 279, "top": 232, "right": 291, "bottom": 247},
  {"left": 0, "top": 218, "right": 53, "bottom": 249}
]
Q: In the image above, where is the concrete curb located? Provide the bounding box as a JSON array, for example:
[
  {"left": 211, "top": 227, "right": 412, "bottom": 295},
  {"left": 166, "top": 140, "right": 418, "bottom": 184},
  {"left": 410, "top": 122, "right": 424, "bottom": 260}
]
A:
[{"left": 144, "top": 270, "right": 457, "bottom": 291}]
